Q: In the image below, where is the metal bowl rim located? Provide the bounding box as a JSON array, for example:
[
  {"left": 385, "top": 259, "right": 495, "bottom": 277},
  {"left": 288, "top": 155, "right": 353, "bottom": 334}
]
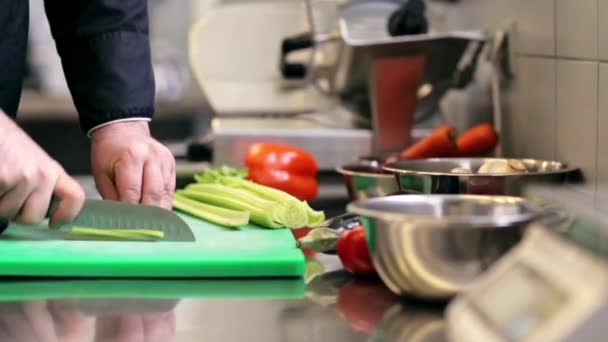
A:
[
  {"left": 347, "top": 194, "right": 540, "bottom": 229},
  {"left": 336, "top": 165, "right": 395, "bottom": 178},
  {"left": 382, "top": 158, "right": 579, "bottom": 177}
]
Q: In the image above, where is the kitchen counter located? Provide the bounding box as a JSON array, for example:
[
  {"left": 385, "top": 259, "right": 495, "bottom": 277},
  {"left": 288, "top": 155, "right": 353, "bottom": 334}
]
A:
[
  {"left": 0, "top": 177, "right": 447, "bottom": 341},
  {"left": 0, "top": 253, "right": 447, "bottom": 342}
]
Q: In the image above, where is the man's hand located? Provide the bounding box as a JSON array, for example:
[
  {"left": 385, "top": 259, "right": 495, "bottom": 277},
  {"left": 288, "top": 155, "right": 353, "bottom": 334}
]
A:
[
  {"left": 0, "top": 112, "right": 85, "bottom": 226},
  {"left": 90, "top": 121, "right": 176, "bottom": 210}
]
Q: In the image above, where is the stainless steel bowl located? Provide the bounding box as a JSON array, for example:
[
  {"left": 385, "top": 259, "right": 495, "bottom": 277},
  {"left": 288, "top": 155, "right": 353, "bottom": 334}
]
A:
[
  {"left": 383, "top": 158, "right": 581, "bottom": 196},
  {"left": 337, "top": 164, "right": 400, "bottom": 200},
  {"left": 347, "top": 194, "right": 539, "bottom": 299}
]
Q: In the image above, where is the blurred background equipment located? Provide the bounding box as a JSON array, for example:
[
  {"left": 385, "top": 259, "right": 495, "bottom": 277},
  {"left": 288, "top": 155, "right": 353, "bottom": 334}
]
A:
[{"left": 189, "top": 0, "right": 490, "bottom": 170}]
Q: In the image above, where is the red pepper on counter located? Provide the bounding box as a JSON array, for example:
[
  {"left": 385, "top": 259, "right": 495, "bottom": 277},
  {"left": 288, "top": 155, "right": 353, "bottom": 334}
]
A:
[
  {"left": 457, "top": 123, "right": 500, "bottom": 157},
  {"left": 246, "top": 143, "right": 319, "bottom": 201},
  {"left": 399, "top": 125, "right": 459, "bottom": 159}
]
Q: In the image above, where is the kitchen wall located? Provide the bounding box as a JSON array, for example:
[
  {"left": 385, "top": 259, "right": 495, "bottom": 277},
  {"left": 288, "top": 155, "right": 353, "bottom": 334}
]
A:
[{"left": 437, "top": 0, "right": 607, "bottom": 207}]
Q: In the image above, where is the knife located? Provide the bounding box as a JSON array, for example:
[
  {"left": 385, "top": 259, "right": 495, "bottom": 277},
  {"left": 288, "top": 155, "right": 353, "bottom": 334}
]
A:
[{"left": 0, "top": 198, "right": 196, "bottom": 242}]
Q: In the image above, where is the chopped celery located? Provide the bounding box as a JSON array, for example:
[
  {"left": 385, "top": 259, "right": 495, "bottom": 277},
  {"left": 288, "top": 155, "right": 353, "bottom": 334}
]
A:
[
  {"left": 180, "top": 185, "right": 283, "bottom": 228},
  {"left": 194, "top": 166, "right": 248, "bottom": 184},
  {"left": 212, "top": 177, "right": 308, "bottom": 228},
  {"left": 66, "top": 227, "right": 165, "bottom": 241},
  {"left": 191, "top": 169, "right": 326, "bottom": 228},
  {"left": 173, "top": 193, "right": 250, "bottom": 228},
  {"left": 304, "top": 201, "right": 326, "bottom": 227},
  {"left": 219, "top": 176, "right": 299, "bottom": 202}
]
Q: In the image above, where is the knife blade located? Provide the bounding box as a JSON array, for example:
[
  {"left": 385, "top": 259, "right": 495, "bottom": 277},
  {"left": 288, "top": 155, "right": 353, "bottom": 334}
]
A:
[
  {"left": 64, "top": 199, "right": 195, "bottom": 242},
  {"left": 0, "top": 198, "right": 195, "bottom": 242}
]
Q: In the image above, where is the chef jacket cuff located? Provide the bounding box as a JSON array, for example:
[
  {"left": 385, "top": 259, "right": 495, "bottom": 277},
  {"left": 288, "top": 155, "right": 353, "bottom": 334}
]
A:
[{"left": 87, "top": 117, "right": 152, "bottom": 138}]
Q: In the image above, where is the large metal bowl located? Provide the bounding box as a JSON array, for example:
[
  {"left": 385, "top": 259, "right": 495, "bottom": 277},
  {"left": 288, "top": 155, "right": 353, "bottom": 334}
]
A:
[
  {"left": 347, "top": 194, "right": 539, "bottom": 299},
  {"left": 337, "top": 164, "right": 400, "bottom": 200},
  {"left": 383, "top": 158, "right": 581, "bottom": 196}
]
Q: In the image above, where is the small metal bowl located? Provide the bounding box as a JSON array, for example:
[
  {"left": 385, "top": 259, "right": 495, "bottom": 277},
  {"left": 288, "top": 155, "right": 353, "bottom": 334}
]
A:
[
  {"left": 337, "top": 164, "right": 401, "bottom": 200},
  {"left": 383, "top": 158, "right": 581, "bottom": 196},
  {"left": 347, "top": 194, "right": 539, "bottom": 299}
]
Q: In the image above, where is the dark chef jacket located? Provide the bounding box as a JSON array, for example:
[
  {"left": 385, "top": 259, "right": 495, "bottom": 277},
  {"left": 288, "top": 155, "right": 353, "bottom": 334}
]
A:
[{"left": 0, "top": 0, "right": 155, "bottom": 133}]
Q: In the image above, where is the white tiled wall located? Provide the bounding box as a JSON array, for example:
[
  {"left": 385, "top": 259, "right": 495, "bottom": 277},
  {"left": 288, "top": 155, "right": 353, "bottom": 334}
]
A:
[
  {"left": 512, "top": 0, "right": 555, "bottom": 56},
  {"left": 555, "top": 0, "right": 598, "bottom": 59},
  {"left": 599, "top": 1, "right": 608, "bottom": 61},
  {"left": 464, "top": 0, "right": 608, "bottom": 206},
  {"left": 511, "top": 57, "right": 556, "bottom": 160},
  {"left": 555, "top": 60, "right": 598, "bottom": 196},
  {"left": 597, "top": 65, "right": 608, "bottom": 208}
]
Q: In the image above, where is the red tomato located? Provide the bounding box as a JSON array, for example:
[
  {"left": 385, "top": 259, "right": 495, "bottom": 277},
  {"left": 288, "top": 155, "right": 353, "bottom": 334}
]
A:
[
  {"left": 337, "top": 226, "right": 376, "bottom": 276},
  {"left": 248, "top": 167, "right": 319, "bottom": 201}
]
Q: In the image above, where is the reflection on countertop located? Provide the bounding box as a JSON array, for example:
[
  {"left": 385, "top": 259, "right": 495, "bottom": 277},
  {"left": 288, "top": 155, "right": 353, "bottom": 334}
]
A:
[{"left": 0, "top": 253, "right": 446, "bottom": 342}]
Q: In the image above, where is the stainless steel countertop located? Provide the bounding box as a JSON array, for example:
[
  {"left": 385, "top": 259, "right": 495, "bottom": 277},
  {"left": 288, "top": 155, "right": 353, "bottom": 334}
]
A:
[
  {"left": 0, "top": 253, "right": 446, "bottom": 342},
  {"left": 0, "top": 177, "right": 446, "bottom": 342}
]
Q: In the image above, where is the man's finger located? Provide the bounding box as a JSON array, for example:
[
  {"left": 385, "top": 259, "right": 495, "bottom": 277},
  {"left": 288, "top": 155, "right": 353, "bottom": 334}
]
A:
[
  {"left": 142, "top": 161, "right": 164, "bottom": 208},
  {"left": 0, "top": 183, "right": 32, "bottom": 221},
  {"left": 94, "top": 172, "right": 119, "bottom": 201},
  {"left": 115, "top": 157, "right": 144, "bottom": 204},
  {"left": 18, "top": 181, "right": 54, "bottom": 225},
  {"left": 160, "top": 156, "right": 176, "bottom": 210},
  {"left": 49, "top": 173, "right": 85, "bottom": 228}
]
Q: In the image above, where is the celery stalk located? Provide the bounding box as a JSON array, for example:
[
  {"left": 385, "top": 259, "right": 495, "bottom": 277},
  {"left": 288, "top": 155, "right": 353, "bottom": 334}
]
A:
[
  {"left": 214, "top": 177, "right": 308, "bottom": 228},
  {"left": 66, "top": 227, "right": 165, "bottom": 241},
  {"left": 191, "top": 170, "right": 326, "bottom": 228},
  {"left": 179, "top": 185, "right": 284, "bottom": 228},
  {"left": 173, "top": 193, "right": 250, "bottom": 228},
  {"left": 304, "top": 201, "right": 326, "bottom": 227}
]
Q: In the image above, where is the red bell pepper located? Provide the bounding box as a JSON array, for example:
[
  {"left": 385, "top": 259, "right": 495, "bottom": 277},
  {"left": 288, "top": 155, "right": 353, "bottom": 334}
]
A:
[{"left": 246, "top": 143, "right": 319, "bottom": 201}]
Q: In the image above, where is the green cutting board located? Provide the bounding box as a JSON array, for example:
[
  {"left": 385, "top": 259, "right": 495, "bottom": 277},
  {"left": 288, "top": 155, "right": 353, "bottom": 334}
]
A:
[
  {"left": 0, "top": 213, "right": 306, "bottom": 278},
  {"left": 0, "top": 279, "right": 306, "bottom": 301}
]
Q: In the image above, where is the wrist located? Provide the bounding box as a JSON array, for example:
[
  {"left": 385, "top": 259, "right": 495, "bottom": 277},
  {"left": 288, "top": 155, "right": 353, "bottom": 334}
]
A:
[
  {"left": 90, "top": 120, "right": 151, "bottom": 142},
  {"left": 88, "top": 118, "right": 151, "bottom": 139}
]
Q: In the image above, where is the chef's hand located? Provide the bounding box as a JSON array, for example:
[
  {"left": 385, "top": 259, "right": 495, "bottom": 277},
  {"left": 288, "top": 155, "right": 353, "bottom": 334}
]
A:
[
  {"left": 90, "top": 121, "right": 176, "bottom": 210},
  {"left": 0, "top": 112, "right": 85, "bottom": 226}
]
